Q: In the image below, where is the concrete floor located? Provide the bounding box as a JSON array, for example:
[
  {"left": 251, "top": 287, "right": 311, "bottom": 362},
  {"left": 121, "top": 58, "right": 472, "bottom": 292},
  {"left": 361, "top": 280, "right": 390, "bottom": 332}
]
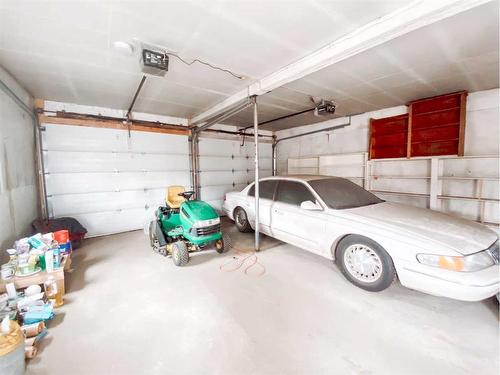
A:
[{"left": 26, "top": 219, "right": 499, "bottom": 375}]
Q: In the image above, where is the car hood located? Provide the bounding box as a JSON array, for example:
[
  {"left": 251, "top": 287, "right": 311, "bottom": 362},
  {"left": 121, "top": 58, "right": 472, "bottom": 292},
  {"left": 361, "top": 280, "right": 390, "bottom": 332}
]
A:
[{"left": 344, "top": 202, "right": 497, "bottom": 255}]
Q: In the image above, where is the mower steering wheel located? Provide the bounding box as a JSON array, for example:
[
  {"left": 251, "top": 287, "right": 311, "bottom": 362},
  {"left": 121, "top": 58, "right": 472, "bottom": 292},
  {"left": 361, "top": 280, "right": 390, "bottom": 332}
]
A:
[{"left": 178, "top": 191, "right": 195, "bottom": 200}]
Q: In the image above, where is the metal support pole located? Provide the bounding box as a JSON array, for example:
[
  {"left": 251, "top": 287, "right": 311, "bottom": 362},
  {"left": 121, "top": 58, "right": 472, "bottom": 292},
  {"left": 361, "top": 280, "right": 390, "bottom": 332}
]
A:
[
  {"left": 253, "top": 96, "right": 260, "bottom": 251},
  {"left": 34, "top": 111, "right": 49, "bottom": 219},
  {"left": 271, "top": 135, "right": 277, "bottom": 176},
  {"left": 189, "top": 132, "right": 200, "bottom": 199}
]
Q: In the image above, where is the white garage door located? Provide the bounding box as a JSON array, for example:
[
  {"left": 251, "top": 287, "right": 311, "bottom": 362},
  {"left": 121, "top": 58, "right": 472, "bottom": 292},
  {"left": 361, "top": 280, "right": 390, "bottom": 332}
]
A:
[
  {"left": 198, "top": 137, "right": 273, "bottom": 212},
  {"left": 42, "top": 124, "right": 190, "bottom": 237}
]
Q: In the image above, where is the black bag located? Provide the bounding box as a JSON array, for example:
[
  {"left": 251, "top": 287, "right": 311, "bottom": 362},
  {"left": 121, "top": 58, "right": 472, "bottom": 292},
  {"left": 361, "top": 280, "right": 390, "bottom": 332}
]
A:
[{"left": 31, "top": 217, "right": 88, "bottom": 249}]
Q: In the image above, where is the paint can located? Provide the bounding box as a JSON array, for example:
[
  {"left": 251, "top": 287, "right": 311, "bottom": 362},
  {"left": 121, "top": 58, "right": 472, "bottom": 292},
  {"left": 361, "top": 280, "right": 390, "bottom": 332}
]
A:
[{"left": 54, "top": 230, "right": 69, "bottom": 244}]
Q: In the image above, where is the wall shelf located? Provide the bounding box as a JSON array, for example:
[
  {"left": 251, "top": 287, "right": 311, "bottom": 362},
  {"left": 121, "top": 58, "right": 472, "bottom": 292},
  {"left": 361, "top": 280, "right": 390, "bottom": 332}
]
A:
[
  {"left": 439, "top": 176, "right": 499, "bottom": 181},
  {"left": 372, "top": 175, "right": 430, "bottom": 179},
  {"left": 437, "top": 195, "right": 499, "bottom": 203},
  {"left": 371, "top": 190, "right": 429, "bottom": 198}
]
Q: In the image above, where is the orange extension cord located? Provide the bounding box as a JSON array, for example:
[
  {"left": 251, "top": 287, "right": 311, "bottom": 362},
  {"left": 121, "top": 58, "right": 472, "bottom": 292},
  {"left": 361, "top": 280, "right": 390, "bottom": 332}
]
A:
[{"left": 219, "top": 236, "right": 266, "bottom": 276}]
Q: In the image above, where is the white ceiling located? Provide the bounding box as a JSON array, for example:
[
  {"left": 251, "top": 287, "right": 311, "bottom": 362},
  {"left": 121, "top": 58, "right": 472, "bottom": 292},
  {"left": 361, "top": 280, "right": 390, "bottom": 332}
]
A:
[
  {"left": 0, "top": 1, "right": 498, "bottom": 131},
  {"left": 231, "top": 0, "right": 500, "bottom": 130},
  {"left": 0, "top": 0, "right": 412, "bottom": 118}
]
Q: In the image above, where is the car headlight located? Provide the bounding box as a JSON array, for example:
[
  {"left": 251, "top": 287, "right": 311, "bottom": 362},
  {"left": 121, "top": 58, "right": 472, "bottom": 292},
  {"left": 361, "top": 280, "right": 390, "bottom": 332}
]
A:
[
  {"left": 416, "top": 250, "right": 496, "bottom": 272},
  {"left": 192, "top": 217, "right": 220, "bottom": 228}
]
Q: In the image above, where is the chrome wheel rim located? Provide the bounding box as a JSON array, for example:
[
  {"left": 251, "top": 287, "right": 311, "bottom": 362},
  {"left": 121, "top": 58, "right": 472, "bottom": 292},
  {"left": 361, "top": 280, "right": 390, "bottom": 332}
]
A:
[
  {"left": 343, "top": 244, "right": 382, "bottom": 283},
  {"left": 236, "top": 210, "right": 247, "bottom": 227}
]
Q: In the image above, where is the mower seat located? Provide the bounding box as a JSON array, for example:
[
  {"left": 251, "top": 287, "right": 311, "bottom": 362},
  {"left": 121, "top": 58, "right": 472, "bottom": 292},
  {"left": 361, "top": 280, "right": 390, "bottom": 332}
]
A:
[{"left": 166, "top": 186, "right": 186, "bottom": 209}]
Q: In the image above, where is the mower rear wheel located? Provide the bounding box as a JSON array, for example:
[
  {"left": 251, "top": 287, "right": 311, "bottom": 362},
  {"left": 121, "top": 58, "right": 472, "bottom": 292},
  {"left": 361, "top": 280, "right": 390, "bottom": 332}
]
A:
[
  {"left": 149, "top": 221, "right": 160, "bottom": 252},
  {"left": 234, "top": 207, "right": 252, "bottom": 232},
  {"left": 215, "top": 234, "right": 230, "bottom": 254},
  {"left": 172, "top": 241, "right": 189, "bottom": 266}
]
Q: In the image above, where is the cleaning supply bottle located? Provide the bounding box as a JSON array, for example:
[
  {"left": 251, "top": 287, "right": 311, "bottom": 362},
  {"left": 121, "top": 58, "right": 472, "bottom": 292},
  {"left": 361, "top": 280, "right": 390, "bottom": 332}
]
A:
[
  {"left": 44, "top": 276, "right": 63, "bottom": 308},
  {"left": 45, "top": 250, "right": 54, "bottom": 273},
  {"left": 53, "top": 248, "right": 61, "bottom": 269}
]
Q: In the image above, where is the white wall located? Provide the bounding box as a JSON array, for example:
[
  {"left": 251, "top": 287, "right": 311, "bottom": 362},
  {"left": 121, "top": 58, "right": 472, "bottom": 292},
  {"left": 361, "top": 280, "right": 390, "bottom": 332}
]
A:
[
  {"left": 276, "top": 89, "right": 499, "bottom": 173},
  {"left": 0, "top": 66, "right": 38, "bottom": 251},
  {"left": 277, "top": 89, "right": 500, "bottom": 227}
]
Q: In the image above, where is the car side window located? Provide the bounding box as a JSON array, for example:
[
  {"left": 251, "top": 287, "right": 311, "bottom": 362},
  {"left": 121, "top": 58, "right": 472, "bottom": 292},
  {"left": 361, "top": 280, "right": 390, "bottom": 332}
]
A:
[
  {"left": 275, "top": 181, "right": 316, "bottom": 206},
  {"left": 248, "top": 180, "right": 278, "bottom": 200}
]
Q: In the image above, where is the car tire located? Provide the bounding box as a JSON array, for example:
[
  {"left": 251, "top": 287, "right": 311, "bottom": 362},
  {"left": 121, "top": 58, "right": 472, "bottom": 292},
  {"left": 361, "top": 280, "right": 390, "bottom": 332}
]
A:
[
  {"left": 234, "top": 207, "right": 252, "bottom": 233},
  {"left": 215, "top": 234, "right": 230, "bottom": 254},
  {"left": 335, "top": 235, "right": 396, "bottom": 292},
  {"left": 172, "top": 241, "right": 189, "bottom": 266}
]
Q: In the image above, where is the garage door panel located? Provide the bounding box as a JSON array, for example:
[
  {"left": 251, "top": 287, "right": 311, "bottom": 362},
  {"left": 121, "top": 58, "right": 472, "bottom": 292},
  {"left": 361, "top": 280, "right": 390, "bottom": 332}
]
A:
[
  {"left": 200, "top": 156, "right": 239, "bottom": 172},
  {"left": 128, "top": 132, "right": 189, "bottom": 154},
  {"left": 145, "top": 187, "right": 170, "bottom": 208},
  {"left": 199, "top": 138, "right": 235, "bottom": 156},
  {"left": 71, "top": 209, "right": 146, "bottom": 237},
  {"left": 139, "top": 171, "right": 190, "bottom": 188},
  {"left": 200, "top": 170, "right": 249, "bottom": 186},
  {"left": 198, "top": 137, "right": 272, "bottom": 210},
  {"left": 258, "top": 158, "right": 273, "bottom": 170},
  {"left": 200, "top": 184, "right": 245, "bottom": 202},
  {"left": 43, "top": 123, "right": 190, "bottom": 236},
  {"left": 43, "top": 124, "right": 130, "bottom": 152},
  {"left": 46, "top": 171, "right": 189, "bottom": 195},
  {"left": 49, "top": 190, "right": 146, "bottom": 216},
  {"left": 45, "top": 150, "right": 189, "bottom": 173}
]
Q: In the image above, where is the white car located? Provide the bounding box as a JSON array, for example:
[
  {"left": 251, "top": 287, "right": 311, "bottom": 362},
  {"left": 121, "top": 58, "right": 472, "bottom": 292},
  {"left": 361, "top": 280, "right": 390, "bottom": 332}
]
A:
[{"left": 222, "top": 175, "right": 499, "bottom": 301}]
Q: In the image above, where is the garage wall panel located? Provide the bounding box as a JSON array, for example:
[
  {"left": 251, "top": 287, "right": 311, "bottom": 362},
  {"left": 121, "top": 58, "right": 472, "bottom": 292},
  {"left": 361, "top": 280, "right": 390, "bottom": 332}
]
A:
[
  {"left": 42, "top": 123, "right": 190, "bottom": 237},
  {"left": 45, "top": 151, "right": 188, "bottom": 173},
  {"left": 198, "top": 137, "right": 272, "bottom": 212},
  {"left": 70, "top": 209, "right": 147, "bottom": 238}
]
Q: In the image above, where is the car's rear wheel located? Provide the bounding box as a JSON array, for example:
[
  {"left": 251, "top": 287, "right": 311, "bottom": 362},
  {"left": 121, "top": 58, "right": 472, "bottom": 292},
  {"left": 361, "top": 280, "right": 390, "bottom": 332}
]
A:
[
  {"left": 234, "top": 207, "right": 252, "bottom": 232},
  {"left": 335, "top": 235, "right": 395, "bottom": 292}
]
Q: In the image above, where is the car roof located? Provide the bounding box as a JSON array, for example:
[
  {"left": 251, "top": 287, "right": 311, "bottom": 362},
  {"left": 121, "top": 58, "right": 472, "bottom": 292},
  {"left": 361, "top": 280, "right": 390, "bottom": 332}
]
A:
[{"left": 260, "top": 175, "right": 333, "bottom": 182}]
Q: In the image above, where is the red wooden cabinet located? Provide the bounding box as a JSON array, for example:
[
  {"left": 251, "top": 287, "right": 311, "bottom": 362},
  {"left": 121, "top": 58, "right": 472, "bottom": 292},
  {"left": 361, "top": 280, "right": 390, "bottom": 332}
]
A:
[
  {"left": 369, "top": 91, "right": 467, "bottom": 159},
  {"left": 369, "top": 114, "right": 408, "bottom": 159}
]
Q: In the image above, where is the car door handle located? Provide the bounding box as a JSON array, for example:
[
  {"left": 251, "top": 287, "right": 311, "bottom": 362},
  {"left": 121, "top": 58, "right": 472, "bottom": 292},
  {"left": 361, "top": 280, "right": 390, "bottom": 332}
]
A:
[{"left": 274, "top": 210, "right": 284, "bottom": 215}]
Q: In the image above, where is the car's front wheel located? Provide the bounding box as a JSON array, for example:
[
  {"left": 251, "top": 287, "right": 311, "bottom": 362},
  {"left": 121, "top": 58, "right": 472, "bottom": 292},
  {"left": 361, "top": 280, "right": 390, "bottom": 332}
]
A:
[{"left": 335, "top": 235, "right": 396, "bottom": 292}]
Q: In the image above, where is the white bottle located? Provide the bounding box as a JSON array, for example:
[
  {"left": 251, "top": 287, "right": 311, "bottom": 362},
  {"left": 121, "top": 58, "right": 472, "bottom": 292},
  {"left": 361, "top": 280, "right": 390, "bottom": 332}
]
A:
[{"left": 45, "top": 250, "right": 54, "bottom": 273}]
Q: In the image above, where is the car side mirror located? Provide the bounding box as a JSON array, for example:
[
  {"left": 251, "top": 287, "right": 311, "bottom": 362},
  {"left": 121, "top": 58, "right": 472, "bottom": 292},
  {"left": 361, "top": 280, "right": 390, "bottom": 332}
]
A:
[{"left": 300, "top": 200, "right": 322, "bottom": 211}]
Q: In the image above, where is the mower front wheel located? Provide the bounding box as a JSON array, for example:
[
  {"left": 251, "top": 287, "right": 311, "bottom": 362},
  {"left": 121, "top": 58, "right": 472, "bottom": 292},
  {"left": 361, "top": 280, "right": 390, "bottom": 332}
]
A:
[
  {"left": 172, "top": 241, "right": 189, "bottom": 266},
  {"left": 215, "top": 234, "right": 230, "bottom": 254}
]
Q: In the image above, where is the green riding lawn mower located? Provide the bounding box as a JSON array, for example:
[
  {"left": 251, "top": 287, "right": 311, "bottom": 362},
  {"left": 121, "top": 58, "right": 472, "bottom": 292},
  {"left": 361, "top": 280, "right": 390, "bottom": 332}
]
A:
[{"left": 149, "top": 186, "right": 228, "bottom": 266}]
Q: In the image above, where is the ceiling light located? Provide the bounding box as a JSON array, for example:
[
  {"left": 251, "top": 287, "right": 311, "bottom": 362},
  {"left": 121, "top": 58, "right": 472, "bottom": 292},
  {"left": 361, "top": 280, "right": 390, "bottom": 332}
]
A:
[{"left": 112, "top": 41, "right": 134, "bottom": 56}]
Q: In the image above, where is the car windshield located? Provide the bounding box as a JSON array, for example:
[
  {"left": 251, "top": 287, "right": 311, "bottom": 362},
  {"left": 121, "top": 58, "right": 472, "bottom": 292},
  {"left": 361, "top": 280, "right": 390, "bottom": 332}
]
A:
[{"left": 309, "top": 177, "right": 383, "bottom": 209}]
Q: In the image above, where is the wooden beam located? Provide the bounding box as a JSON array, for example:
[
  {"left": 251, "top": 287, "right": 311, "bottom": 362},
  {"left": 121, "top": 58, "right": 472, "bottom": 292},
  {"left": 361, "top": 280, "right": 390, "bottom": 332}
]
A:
[
  {"left": 406, "top": 103, "right": 413, "bottom": 158},
  {"left": 34, "top": 98, "right": 44, "bottom": 110},
  {"left": 458, "top": 91, "right": 467, "bottom": 156},
  {"left": 368, "top": 118, "right": 374, "bottom": 160},
  {"left": 38, "top": 114, "right": 190, "bottom": 136}
]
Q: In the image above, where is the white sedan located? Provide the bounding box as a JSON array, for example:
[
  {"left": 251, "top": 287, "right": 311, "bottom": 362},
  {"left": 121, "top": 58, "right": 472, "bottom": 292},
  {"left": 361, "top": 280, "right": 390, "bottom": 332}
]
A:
[{"left": 222, "top": 175, "right": 499, "bottom": 301}]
